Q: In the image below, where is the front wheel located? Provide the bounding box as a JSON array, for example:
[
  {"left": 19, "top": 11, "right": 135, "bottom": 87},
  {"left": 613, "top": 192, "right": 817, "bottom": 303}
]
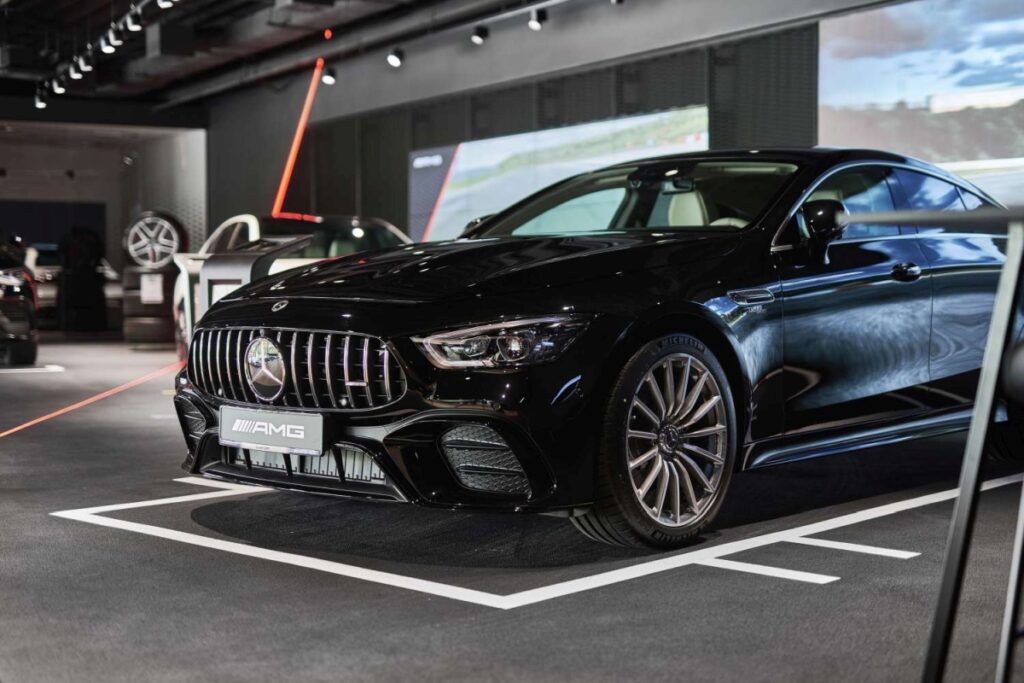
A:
[{"left": 572, "top": 334, "right": 737, "bottom": 548}]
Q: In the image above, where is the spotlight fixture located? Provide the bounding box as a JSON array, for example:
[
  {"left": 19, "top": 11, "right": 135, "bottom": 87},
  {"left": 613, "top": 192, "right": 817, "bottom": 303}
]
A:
[
  {"left": 386, "top": 48, "right": 404, "bottom": 68},
  {"left": 471, "top": 25, "right": 489, "bottom": 45},
  {"left": 34, "top": 90, "right": 47, "bottom": 110},
  {"left": 610, "top": 0, "right": 624, "bottom": 4},
  {"left": 68, "top": 62, "right": 83, "bottom": 80},
  {"left": 156, "top": 0, "right": 173, "bottom": 8},
  {"left": 77, "top": 51, "right": 94, "bottom": 73},
  {"left": 108, "top": 23, "right": 124, "bottom": 47},
  {"left": 50, "top": 77, "right": 66, "bottom": 95},
  {"left": 125, "top": 8, "right": 143, "bottom": 32},
  {"left": 321, "top": 67, "right": 336, "bottom": 85},
  {"left": 100, "top": 35, "right": 116, "bottom": 54},
  {"left": 528, "top": 8, "right": 547, "bottom": 31}
]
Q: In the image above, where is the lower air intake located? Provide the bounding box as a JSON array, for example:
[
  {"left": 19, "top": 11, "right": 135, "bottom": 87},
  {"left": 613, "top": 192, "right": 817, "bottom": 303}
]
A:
[{"left": 440, "top": 424, "right": 531, "bottom": 497}]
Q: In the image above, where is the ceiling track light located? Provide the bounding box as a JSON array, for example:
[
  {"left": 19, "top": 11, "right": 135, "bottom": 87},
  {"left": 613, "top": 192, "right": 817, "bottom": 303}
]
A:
[
  {"left": 471, "top": 25, "right": 489, "bottom": 45},
  {"left": 68, "top": 62, "right": 83, "bottom": 80},
  {"left": 386, "top": 47, "right": 404, "bottom": 68},
  {"left": 528, "top": 8, "right": 548, "bottom": 31},
  {"left": 34, "top": 90, "right": 47, "bottom": 110},
  {"left": 100, "top": 35, "right": 116, "bottom": 54},
  {"left": 77, "top": 51, "right": 93, "bottom": 73},
  {"left": 50, "top": 77, "right": 66, "bottom": 95},
  {"left": 126, "top": 9, "right": 143, "bottom": 32},
  {"left": 156, "top": 0, "right": 173, "bottom": 8},
  {"left": 321, "top": 67, "right": 336, "bottom": 85},
  {"left": 108, "top": 23, "right": 124, "bottom": 47}
]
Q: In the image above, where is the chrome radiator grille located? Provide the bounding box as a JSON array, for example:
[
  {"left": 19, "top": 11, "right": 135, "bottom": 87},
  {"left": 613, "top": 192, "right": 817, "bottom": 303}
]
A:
[{"left": 189, "top": 327, "right": 406, "bottom": 411}]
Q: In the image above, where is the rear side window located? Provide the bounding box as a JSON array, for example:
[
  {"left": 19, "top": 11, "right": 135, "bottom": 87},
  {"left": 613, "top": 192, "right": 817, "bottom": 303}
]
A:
[
  {"left": 807, "top": 166, "right": 899, "bottom": 239},
  {"left": 895, "top": 171, "right": 966, "bottom": 213}
]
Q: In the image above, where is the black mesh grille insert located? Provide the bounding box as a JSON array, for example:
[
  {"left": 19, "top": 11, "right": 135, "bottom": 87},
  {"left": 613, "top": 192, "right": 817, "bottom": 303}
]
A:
[
  {"left": 188, "top": 327, "right": 406, "bottom": 411},
  {"left": 440, "top": 424, "right": 531, "bottom": 497}
]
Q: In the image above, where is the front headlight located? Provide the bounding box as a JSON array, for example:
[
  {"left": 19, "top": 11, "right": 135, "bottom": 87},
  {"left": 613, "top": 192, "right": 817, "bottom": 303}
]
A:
[{"left": 414, "top": 316, "right": 590, "bottom": 369}]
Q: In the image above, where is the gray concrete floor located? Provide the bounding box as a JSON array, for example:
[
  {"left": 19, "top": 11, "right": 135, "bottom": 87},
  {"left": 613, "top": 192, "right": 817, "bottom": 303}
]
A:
[{"left": 1, "top": 341, "right": 1023, "bottom": 682}]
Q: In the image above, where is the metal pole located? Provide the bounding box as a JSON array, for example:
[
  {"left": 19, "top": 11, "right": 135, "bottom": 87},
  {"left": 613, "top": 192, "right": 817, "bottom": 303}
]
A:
[{"left": 922, "top": 222, "right": 1024, "bottom": 682}]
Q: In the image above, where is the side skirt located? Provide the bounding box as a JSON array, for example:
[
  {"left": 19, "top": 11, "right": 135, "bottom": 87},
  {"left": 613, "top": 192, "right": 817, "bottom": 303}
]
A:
[{"left": 744, "top": 408, "right": 975, "bottom": 470}]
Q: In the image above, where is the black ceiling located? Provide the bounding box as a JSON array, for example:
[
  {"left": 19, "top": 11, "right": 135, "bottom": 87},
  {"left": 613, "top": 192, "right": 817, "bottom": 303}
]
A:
[{"left": 0, "top": 0, "right": 429, "bottom": 99}]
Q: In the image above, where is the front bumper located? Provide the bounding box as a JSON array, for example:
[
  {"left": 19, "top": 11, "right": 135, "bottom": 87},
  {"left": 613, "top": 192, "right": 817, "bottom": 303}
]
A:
[{"left": 173, "top": 319, "right": 616, "bottom": 512}]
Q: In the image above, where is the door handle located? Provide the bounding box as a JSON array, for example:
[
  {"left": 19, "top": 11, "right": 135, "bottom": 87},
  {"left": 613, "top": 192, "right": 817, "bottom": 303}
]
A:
[{"left": 891, "top": 262, "right": 922, "bottom": 282}]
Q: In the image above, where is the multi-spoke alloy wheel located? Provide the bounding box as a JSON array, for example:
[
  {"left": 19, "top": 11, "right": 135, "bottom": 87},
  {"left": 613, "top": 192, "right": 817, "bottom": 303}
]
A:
[
  {"left": 626, "top": 353, "right": 726, "bottom": 528},
  {"left": 571, "top": 334, "right": 736, "bottom": 548},
  {"left": 123, "top": 213, "right": 185, "bottom": 269}
]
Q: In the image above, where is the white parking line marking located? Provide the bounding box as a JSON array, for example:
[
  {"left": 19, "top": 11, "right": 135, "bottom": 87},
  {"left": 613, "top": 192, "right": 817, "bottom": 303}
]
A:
[
  {"left": 49, "top": 472, "right": 1024, "bottom": 610},
  {"left": 694, "top": 558, "right": 840, "bottom": 584},
  {"left": 0, "top": 364, "right": 64, "bottom": 374},
  {"left": 785, "top": 536, "right": 920, "bottom": 559}
]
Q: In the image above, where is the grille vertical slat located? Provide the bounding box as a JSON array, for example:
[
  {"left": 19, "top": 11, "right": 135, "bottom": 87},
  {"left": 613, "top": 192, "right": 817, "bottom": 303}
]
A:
[
  {"left": 324, "top": 334, "right": 338, "bottom": 408},
  {"left": 188, "top": 327, "right": 403, "bottom": 411},
  {"left": 361, "top": 336, "right": 374, "bottom": 408},
  {"left": 307, "top": 332, "right": 321, "bottom": 408}
]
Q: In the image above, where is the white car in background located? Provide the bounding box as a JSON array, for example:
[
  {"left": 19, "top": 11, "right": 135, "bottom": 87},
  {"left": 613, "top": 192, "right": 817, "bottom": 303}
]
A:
[{"left": 172, "top": 213, "right": 411, "bottom": 358}]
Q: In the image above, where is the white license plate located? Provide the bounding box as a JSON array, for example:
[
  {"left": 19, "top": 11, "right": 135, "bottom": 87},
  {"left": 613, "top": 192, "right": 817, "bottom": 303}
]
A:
[{"left": 219, "top": 405, "right": 324, "bottom": 456}]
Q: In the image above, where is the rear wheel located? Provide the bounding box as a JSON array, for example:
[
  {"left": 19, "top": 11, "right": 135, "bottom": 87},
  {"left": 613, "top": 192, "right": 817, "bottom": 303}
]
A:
[
  {"left": 6, "top": 340, "right": 37, "bottom": 366},
  {"left": 572, "top": 334, "right": 737, "bottom": 548}
]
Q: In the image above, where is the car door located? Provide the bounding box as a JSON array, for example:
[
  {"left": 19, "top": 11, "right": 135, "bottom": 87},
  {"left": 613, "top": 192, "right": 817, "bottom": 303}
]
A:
[
  {"left": 775, "top": 164, "right": 933, "bottom": 435},
  {"left": 893, "top": 169, "right": 1005, "bottom": 406}
]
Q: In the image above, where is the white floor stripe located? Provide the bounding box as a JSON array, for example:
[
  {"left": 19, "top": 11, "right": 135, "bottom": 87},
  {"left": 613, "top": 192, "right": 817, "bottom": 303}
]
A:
[
  {"left": 694, "top": 558, "right": 839, "bottom": 584},
  {"left": 0, "top": 364, "right": 64, "bottom": 374},
  {"left": 785, "top": 536, "right": 920, "bottom": 559},
  {"left": 49, "top": 472, "right": 1024, "bottom": 610}
]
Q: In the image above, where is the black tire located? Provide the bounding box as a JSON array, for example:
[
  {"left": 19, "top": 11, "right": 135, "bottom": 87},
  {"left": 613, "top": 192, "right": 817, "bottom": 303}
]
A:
[
  {"left": 571, "top": 334, "right": 738, "bottom": 548},
  {"left": 6, "top": 340, "right": 37, "bottom": 366},
  {"left": 122, "top": 290, "right": 172, "bottom": 318},
  {"left": 123, "top": 316, "right": 175, "bottom": 344},
  {"left": 986, "top": 407, "right": 1024, "bottom": 463}
]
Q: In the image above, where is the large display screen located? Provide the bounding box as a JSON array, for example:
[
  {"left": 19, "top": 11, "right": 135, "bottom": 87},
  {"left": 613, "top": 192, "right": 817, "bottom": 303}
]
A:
[
  {"left": 819, "top": 0, "right": 1024, "bottom": 205},
  {"left": 408, "top": 106, "right": 709, "bottom": 242}
]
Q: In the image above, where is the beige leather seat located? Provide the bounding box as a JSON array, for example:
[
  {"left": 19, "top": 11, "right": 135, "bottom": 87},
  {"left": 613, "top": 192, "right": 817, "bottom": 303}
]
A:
[
  {"left": 667, "top": 192, "right": 708, "bottom": 227},
  {"left": 807, "top": 188, "right": 844, "bottom": 203}
]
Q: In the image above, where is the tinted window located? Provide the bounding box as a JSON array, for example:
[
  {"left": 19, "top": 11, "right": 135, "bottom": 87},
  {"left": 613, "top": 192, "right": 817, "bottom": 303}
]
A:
[
  {"left": 896, "top": 170, "right": 966, "bottom": 212},
  {"left": 960, "top": 190, "right": 997, "bottom": 211},
  {"left": 479, "top": 161, "right": 799, "bottom": 238},
  {"left": 514, "top": 188, "right": 626, "bottom": 236},
  {"left": 807, "top": 166, "right": 898, "bottom": 239}
]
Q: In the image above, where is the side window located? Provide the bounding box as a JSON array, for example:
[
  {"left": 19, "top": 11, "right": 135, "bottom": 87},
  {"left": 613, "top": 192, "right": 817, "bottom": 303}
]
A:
[
  {"left": 512, "top": 188, "right": 627, "bottom": 236},
  {"left": 894, "top": 170, "right": 966, "bottom": 234},
  {"left": 806, "top": 166, "right": 899, "bottom": 240}
]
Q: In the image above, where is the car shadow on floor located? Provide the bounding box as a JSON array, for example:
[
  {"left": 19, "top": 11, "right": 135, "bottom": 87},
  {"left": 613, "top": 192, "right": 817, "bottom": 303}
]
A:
[{"left": 188, "top": 433, "right": 1012, "bottom": 570}]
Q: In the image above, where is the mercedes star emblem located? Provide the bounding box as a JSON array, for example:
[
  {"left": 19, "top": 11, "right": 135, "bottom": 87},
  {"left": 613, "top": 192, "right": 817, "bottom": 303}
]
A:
[
  {"left": 272, "top": 301, "right": 288, "bottom": 312},
  {"left": 244, "top": 337, "right": 286, "bottom": 401}
]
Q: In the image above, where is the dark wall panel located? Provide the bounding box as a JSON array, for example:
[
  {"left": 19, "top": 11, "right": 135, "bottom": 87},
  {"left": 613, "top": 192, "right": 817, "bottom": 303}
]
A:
[
  {"left": 537, "top": 69, "right": 615, "bottom": 128},
  {"left": 616, "top": 50, "right": 707, "bottom": 115},
  {"left": 470, "top": 84, "right": 535, "bottom": 140},
  {"left": 359, "top": 108, "right": 411, "bottom": 229},
  {"left": 311, "top": 118, "right": 359, "bottom": 216},
  {"left": 412, "top": 97, "right": 470, "bottom": 150},
  {"left": 709, "top": 26, "right": 818, "bottom": 149},
  {"left": 207, "top": 74, "right": 311, "bottom": 222}
]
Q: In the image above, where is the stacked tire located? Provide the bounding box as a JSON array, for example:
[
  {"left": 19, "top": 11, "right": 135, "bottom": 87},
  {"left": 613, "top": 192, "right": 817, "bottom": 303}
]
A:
[
  {"left": 121, "top": 212, "right": 186, "bottom": 344},
  {"left": 122, "top": 265, "right": 178, "bottom": 343}
]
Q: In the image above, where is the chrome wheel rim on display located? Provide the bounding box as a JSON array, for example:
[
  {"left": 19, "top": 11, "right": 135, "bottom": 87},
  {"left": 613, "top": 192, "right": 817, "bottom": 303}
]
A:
[
  {"left": 125, "top": 215, "right": 181, "bottom": 269},
  {"left": 626, "top": 353, "right": 727, "bottom": 528}
]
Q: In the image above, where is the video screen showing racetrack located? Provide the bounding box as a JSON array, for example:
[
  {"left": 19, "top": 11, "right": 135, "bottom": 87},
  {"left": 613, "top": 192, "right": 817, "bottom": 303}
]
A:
[
  {"left": 408, "top": 106, "right": 709, "bottom": 242},
  {"left": 819, "top": 0, "right": 1024, "bottom": 206}
]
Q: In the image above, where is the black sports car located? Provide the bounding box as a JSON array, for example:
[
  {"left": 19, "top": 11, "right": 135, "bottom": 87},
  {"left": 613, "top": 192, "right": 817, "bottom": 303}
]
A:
[{"left": 174, "top": 148, "right": 1017, "bottom": 547}]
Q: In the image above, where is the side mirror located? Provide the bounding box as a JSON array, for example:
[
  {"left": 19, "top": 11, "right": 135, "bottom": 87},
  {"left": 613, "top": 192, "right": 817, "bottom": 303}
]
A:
[
  {"left": 462, "top": 214, "right": 494, "bottom": 237},
  {"left": 802, "top": 199, "right": 847, "bottom": 245}
]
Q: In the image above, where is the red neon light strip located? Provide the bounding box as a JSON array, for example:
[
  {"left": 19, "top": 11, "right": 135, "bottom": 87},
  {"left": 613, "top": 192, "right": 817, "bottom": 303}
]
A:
[
  {"left": 0, "top": 360, "right": 185, "bottom": 439},
  {"left": 272, "top": 57, "right": 325, "bottom": 218},
  {"left": 422, "top": 144, "right": 461, "bottom": 241}
]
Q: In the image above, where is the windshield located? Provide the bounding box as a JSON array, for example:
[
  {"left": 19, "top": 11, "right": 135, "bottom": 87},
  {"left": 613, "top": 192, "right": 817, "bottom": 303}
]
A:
[
  {"left": 261, "top": 217, "right": 407, "bottom": 258},
  {"left": 474, "top": 160, "right": 799, "bottom": 238}
]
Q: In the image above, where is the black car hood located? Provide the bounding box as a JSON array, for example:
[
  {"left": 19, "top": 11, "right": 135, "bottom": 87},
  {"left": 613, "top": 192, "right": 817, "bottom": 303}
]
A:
[{"left": 231, "top": 232, "right": 741, "bottom": 304}]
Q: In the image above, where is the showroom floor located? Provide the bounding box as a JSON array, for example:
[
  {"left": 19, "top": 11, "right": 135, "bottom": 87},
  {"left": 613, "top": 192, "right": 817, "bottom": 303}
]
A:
[{"left": 2, "top": 342, "right": 1024, "bottom": 682}]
